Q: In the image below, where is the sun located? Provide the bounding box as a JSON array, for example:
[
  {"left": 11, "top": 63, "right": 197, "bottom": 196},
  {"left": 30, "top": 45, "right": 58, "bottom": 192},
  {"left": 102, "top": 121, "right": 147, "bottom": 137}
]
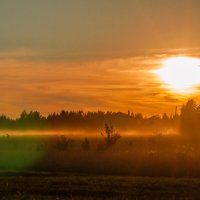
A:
[{"left": 156, "top": 56, "right": 200, "bottom": 93}]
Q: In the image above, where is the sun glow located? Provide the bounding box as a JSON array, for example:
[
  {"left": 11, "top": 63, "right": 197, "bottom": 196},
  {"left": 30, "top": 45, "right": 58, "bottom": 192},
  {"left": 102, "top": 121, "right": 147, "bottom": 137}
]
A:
[{"left": 156, "top": 57, "right": 200, "bottom": 93}]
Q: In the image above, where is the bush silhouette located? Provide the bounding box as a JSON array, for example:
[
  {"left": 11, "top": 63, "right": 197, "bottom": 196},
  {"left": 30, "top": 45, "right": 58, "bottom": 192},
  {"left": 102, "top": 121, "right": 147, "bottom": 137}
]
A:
[
  {"left": 82, "top": 137, "right": 90, "bottom": 151},
  {"left": 56, "top": 135, "right": 73, "bottom": 151},
  {"left": 101, "top": 121, "right": 121, "bottom": 147}
]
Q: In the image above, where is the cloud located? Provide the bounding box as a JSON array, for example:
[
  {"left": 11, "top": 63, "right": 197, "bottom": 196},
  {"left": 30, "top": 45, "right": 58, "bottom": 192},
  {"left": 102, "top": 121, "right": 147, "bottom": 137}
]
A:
[
  {"left": 0, "top": 49, "right": 200, "bottom": 117},
  {"left": 0, "top": 49, "right": 37, "bottom": 60}
]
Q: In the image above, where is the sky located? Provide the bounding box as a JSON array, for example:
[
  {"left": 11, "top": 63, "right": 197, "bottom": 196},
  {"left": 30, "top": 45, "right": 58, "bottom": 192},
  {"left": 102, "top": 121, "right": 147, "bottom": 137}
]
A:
[{"left": 1, "top": 0, "right": 200, "bottom": 117}]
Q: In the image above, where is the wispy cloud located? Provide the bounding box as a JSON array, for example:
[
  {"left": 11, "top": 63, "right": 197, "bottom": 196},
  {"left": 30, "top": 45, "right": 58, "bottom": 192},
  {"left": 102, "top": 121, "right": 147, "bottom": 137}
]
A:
[{"left": 0, "top": 49, "right": 200, "bottom": 117}]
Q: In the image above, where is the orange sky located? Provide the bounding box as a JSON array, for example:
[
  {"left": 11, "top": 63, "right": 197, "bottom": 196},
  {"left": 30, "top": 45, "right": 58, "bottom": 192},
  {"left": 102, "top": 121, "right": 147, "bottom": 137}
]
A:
[
  {"left": 1, "top": 1, "right": 200, "bottom": 117},
  {"left": 1, "top": 48, "right": 200, "bottom": 117}
]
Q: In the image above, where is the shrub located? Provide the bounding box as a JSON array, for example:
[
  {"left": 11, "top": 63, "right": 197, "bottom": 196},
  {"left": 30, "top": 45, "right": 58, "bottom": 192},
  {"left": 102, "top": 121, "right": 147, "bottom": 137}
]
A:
[{"left": 101, "top": 120, "right": 121, "bottom": 147}]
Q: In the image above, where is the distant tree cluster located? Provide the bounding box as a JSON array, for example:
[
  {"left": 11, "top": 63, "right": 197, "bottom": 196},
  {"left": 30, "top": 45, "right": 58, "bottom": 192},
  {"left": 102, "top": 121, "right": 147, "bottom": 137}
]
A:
[
  {"left": 0, "top": 108, "right": 179, "bottom": 132},
  {"left": 1, "top": 100, "right": 199, "bottom": 134},
  {"left": 180, "top": 99, "right": 200, "bottom": 137}
]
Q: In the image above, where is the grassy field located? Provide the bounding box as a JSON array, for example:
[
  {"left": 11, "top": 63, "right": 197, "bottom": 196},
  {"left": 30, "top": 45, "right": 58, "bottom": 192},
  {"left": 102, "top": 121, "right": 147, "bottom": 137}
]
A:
[
  {"left": 0, "top": 134, "right": 200, "bottom": 177},
  {"left": 1, "top": 134, "right": 200, "bottom": 199},
  {"left": 0, "top": 173, "right": 200, "bottom": 199}
]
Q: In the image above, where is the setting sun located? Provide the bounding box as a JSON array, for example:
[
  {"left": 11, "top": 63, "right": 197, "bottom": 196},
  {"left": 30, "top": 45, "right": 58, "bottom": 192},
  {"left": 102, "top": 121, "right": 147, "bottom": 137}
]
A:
[{"left": 156, "top": 57, "right": 200, "bottom": 93}]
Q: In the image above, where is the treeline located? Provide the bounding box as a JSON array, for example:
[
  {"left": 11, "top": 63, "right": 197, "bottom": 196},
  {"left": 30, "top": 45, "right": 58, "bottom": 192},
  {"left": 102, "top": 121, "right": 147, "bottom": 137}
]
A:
[
  {"left": 0, "top": 109, "right": 179, "bottom": 132},
  {"left": 0, "top": 99, "right": 199, "bottom": 133}
]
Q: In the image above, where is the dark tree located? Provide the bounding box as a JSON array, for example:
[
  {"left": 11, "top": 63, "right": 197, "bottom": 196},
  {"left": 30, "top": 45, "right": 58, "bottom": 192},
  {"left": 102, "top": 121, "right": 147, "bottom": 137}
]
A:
[
  {"left": 101, "top": 121, "right": 121, "bottom": 146},
  {"left": 180, "top": 99, "right": 200, "bottom": 137}
]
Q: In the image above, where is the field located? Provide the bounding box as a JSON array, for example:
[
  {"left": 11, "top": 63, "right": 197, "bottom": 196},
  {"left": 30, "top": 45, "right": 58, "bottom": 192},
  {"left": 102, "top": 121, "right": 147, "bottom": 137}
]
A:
[
  {"left": 0, "top": 173, "right": 200, "bottom": 199},
  {"left": 0, "top": 133, "right": 200, "bottom": 177},
  {"left": 0, "top": 133, "right": 200, "bottom": 199}
]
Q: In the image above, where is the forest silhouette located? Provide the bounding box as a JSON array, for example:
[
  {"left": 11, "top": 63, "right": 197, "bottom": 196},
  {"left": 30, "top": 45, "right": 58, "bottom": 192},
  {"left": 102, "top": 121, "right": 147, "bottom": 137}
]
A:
[{"left": 0, "top": 99, "right": 199, "bottom": 136}]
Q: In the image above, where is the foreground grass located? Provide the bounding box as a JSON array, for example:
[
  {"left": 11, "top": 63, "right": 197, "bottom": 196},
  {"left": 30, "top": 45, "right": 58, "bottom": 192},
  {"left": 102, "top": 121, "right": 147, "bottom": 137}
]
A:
[
  {"left": 1, "top": 173, "right": 200, "bottom": 199},
  {"left": 1, "top": 134, "right": 200, "bottom": 177}
]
